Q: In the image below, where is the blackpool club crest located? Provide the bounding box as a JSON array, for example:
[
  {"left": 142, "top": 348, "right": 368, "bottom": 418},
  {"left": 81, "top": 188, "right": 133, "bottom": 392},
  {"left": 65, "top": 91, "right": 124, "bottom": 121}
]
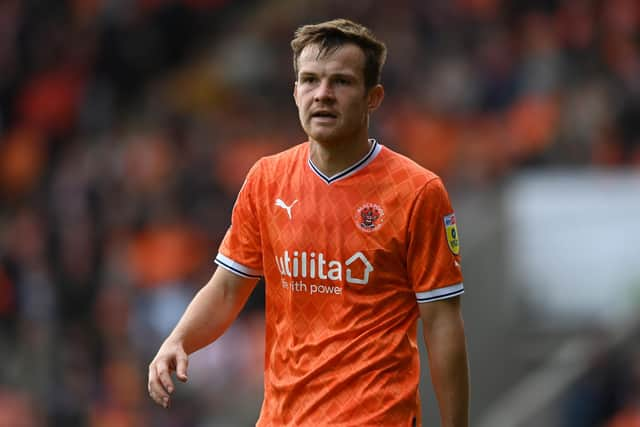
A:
[
  {"left": 443, "top": 213, "right": 460, "bottom": 255},
  {"left": 355, "top": 203, "right": 384, "bottom": 232}
]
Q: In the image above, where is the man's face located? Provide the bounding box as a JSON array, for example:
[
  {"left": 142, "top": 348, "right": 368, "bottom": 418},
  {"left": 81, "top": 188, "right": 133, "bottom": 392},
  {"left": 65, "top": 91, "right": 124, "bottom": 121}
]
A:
[{"left": 293, "top": 43, "right": 382, "bottom": 145}]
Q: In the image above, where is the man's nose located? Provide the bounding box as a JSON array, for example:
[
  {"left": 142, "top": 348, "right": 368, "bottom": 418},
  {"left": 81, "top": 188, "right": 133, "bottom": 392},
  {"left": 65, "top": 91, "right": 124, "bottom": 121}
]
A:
[{"left": 314, "top": 80, "right": 334, "bottom": 102}]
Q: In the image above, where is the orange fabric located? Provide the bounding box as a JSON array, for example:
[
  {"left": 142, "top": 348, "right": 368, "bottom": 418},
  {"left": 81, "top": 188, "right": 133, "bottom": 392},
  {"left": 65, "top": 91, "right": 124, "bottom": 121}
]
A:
[
  {"left": 386, "top": 111, "right": 460, "bottom": 178},
  {"left": 506, "top": 95, "right": 559, "bottom": 159},
  {"left": 455, "top": 115, "right": 511, "bottom": 183},
  {"left": 218, "top": 142, "right": 463, "bottom": 426},
  {"left": 0, "top": 127, "right": 46, "bottom": 197},
  {"left": 128, "top": 225, "right": 207, "bottom": 288}
]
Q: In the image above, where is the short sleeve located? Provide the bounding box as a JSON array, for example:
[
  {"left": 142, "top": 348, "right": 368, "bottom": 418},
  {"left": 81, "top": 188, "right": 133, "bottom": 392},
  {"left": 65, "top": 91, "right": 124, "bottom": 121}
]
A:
[
  {"left": 215, "top": 161, "right": 264, "bottom": 278},
  {"left": 407, "top": 177, "right": 464, "bottom": 303}
]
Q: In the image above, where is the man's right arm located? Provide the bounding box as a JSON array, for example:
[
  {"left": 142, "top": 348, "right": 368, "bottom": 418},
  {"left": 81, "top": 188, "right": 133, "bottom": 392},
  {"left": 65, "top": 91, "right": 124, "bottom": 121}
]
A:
[{"left": 147, "top": 267, "right": 259, "bottom": 408}]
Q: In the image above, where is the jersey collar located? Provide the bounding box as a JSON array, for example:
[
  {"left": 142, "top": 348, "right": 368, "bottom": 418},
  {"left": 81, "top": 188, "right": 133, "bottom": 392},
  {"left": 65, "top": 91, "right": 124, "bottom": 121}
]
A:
[{"left": 308, "top": 139, "right": 382, "bottom": 184}]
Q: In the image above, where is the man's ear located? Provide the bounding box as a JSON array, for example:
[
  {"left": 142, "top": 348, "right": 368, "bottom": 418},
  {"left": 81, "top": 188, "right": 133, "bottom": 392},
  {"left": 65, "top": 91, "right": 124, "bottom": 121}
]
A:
[
  {"left": 367, "top": 84, "right": 384, "bottom": 112},
  {"left": 293, "top": 81, "right": 299, "bottom": 107}
]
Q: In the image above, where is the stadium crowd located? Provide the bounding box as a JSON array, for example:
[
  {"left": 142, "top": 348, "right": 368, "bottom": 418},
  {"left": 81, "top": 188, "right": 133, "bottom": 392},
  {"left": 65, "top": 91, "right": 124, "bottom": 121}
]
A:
[{"left": 0, "top": 0, "right": 638, "bottom": 425}]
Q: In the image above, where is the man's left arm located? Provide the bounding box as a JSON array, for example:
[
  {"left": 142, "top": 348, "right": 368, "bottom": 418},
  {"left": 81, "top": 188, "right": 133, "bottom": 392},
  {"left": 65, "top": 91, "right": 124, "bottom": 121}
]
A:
[{"left": 420, "top": 296, "right": 469, "bottom": 427}]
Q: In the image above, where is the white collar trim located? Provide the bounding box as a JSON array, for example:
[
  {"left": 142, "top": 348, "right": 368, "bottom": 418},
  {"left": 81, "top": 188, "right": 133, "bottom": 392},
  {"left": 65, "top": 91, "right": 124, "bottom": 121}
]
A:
[{"left": 308, "top": 139, "right": 382, "bottom": 184}]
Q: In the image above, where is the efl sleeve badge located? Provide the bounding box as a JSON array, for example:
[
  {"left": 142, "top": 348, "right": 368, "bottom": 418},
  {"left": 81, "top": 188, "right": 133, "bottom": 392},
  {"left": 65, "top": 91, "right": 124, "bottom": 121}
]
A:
[{"left": 443, "top": 213, "right": 460, "bottom": 255}]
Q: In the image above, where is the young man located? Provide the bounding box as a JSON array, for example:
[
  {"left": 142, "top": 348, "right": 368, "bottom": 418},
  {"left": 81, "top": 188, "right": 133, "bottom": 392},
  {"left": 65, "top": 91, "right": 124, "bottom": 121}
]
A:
[{"left": 148, "top": 19, "right": 469, "bottom": 426}]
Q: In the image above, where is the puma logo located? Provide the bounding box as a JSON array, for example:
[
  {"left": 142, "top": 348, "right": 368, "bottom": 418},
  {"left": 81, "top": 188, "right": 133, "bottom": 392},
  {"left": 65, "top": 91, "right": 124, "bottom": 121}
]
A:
[{"left": 275, "top": 198, "right": 298, "bottom": 219}]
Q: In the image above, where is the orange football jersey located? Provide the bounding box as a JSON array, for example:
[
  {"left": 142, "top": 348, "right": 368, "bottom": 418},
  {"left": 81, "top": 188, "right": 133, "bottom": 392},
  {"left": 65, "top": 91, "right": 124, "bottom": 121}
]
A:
[{"left": 215, "top": 139, "right": 464, "bottom": 426}]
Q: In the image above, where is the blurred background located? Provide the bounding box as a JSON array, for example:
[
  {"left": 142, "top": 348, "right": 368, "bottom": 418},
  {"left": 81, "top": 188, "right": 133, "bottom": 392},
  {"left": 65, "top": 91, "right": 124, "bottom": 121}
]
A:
[{"left": 0, "top": 0, "right": 639, "bottom": 426}]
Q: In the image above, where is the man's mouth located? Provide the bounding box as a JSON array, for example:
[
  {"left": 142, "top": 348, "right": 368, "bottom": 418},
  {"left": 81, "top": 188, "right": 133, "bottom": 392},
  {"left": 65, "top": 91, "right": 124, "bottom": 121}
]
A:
[{"left": 311, "top": 111, "right": 338, "bottom": 119}]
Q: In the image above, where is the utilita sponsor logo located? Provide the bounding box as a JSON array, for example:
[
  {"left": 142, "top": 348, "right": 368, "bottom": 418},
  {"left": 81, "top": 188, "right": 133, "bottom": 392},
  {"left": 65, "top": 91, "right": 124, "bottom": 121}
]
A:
[{"left": 275, "top": 251, "right": 373, "bottom": 285}]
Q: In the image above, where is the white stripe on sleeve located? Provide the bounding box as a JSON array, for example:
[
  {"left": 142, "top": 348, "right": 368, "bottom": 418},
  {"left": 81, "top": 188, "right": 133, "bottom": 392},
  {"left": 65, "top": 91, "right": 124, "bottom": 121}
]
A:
[
  {"left": 214, "top": 253, "right": 262, "bottom": 279},
  {"left": 416, "top": 282, "right": 464, "bottom": 303}
]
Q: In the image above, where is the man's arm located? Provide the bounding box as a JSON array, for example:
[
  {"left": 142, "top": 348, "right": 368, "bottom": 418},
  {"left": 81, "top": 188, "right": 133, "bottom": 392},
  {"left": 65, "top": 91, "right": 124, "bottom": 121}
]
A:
[
  {"left": 420, "top": 296, "right": 469, "bottom": 427},
  {"left": 147, "top": 267, "right": 259, "bottom": 408}
]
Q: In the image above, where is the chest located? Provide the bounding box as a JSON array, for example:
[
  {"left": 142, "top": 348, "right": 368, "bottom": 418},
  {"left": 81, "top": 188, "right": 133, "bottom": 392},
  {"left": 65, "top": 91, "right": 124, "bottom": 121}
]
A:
[{"left": 259, "top": 173, "right": 409, "bottom": 287}]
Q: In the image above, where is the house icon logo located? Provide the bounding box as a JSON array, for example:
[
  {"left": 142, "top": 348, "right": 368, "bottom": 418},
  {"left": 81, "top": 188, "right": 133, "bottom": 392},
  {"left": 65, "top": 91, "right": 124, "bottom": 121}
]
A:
[{"left": 345, "top": 252, "right": 373, "bottom": 285}]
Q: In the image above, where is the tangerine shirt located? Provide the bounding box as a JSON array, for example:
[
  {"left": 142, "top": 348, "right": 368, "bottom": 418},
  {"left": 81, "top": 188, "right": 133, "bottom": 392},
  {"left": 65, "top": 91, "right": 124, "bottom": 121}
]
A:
[{"left": 215, "top": 140, "right": 464, "bottom": 426}]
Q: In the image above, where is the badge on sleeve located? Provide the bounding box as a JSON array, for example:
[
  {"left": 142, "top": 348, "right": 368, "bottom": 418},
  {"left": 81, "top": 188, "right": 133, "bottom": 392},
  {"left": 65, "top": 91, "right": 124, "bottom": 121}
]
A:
[{"left": 443, "top": 213, "right": 460, "bottom": 255}]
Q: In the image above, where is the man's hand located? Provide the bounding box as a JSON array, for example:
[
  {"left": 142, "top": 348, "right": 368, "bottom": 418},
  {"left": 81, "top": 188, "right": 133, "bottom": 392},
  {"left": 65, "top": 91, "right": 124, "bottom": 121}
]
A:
[
  {"left": 148, "top": 340, "right": 189, "bottom": 408},
  {"left": 145, "top": 267, "right": 258, "bottom": 409}
]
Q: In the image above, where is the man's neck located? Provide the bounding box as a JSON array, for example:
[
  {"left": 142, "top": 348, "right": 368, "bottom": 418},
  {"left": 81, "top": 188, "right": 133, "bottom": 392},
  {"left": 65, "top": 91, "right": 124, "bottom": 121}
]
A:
[{"left": 309, "top": 136, "right": 372, "bottom": 178}]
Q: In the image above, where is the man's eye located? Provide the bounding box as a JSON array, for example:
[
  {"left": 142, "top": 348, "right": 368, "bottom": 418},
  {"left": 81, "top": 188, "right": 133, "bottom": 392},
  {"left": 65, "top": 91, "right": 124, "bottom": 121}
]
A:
[
  {"left": 336, "top": 78, "right": 350, "bottom": 85},
  {"left": 301, "top": 76, "right": 316, "bottom": 83}
]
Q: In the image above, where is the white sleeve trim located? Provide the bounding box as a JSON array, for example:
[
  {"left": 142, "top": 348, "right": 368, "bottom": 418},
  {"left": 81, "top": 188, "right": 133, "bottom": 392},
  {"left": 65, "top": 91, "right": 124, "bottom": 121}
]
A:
[
  {"left": 416, "top": 282, "right": 464, "bottom": 303},
  {"left": 214, "top": 253, "right": 262, "bottom": 279}
]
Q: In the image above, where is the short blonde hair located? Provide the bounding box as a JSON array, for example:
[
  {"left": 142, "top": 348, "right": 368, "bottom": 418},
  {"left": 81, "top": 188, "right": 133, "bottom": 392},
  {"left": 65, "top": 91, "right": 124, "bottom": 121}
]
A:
[{"left": 291, "top": 19, "right": 387, "bottom": 90}]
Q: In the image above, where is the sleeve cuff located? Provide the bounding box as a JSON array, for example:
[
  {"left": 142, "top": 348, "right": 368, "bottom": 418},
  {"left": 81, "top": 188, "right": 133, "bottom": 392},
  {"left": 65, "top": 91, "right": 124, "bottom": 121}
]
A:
[
  {"left": 416, "top": 282, "right": 464, "bottom": 303},
  {"left": 214, "top": 253, "right": 262, "bottom": 279}
]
